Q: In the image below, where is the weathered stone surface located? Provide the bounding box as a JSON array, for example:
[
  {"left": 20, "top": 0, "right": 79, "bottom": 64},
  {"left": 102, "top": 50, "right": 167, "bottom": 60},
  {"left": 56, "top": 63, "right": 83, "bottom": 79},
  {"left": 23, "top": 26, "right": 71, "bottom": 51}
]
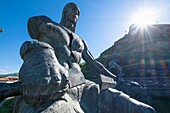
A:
[
  {"left": 98, "top": 88, "right": 156, "bottom": 113},
  {"left": 89, "top": 58, "right": 151, "bottom": 105},
  {"left": 98, "top": 24, "right": 170, "bottom": 97},
  {"left": 41, "top": 93, "right": 84, "bottom": 113},
  {"left": 98, "top": 74, "right": 116, "bottom": 90},
  {"left": 12, "top": 80, "right": 97, "bottom": 113},
  {"left": 13, "top": 93, "right": 84, "bottom": 113},
  {"left": 116, "top": 80, "right": 152, "bottom": 105},
  {"left": 10, "top": 2, "right": 157, "bottom": 113},
  {"left": 0, "top": 82, "right": 21, "bottom": 102},
  {"left": 19, "top": 41, "right": 69, "bottom": 105},
  {"left": 68, "top": 68, "right": 85, "bottom": 88},
  {"left": 124, "top": 77, "right": 170, "bottom": 97},
  {"left": 80, "top": 80, "right": 100, "bottom": 113}
]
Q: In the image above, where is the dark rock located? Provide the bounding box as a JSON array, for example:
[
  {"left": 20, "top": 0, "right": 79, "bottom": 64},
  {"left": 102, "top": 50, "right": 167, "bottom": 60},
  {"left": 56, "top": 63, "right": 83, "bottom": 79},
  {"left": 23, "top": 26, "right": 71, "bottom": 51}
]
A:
[
  {"left": 98, "top": 88, "right": 156, "bottom": 113},
  {"left": 116, "top": 80, "right": 152, "bottom": 105}
]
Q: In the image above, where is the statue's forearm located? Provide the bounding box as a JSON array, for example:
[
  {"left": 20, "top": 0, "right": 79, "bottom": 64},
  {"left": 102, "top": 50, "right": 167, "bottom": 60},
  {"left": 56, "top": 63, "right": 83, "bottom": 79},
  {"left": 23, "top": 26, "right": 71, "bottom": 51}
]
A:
[
  {"left": 0, "top": 82, "right": 22, "bottom": 102},
  {"left": 0, "top": 76, "right": 66, "bottom": 104},
  {"left": 96, "top": 61, "right": 116, "bottom": 78},
  {"left": 86, "top": 59, "right": 117, "bottom": 80},
  {"left": 82, "top": 40, "right": 117, "bottom": 80}
]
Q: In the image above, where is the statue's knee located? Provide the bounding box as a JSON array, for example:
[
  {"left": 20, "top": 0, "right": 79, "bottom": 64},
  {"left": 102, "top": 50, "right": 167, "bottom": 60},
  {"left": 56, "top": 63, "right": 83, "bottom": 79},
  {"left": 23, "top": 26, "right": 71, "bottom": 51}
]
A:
[{"left": 80, "top": 81, "right": 99, "bottom": 113}]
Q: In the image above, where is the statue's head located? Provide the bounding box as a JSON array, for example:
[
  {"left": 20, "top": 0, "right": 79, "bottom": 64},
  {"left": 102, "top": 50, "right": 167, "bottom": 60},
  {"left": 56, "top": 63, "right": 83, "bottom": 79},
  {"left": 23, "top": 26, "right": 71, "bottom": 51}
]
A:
[{"left": 60, "top": 2, "right": 80, "bottom": 32}]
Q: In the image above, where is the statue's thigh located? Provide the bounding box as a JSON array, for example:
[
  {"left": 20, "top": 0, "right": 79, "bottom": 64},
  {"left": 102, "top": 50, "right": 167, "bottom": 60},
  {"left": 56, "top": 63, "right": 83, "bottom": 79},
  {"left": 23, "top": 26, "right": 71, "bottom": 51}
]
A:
[{"left": 80, "top": 80, "right": 100, "bottom": 113}]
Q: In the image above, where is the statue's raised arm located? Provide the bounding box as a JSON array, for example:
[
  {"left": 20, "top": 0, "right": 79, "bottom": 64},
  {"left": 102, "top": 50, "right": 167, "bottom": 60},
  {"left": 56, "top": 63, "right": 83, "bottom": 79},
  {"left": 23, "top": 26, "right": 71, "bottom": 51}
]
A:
[{"left": 82, "top": 40, "right": 117, "bottom": 81}]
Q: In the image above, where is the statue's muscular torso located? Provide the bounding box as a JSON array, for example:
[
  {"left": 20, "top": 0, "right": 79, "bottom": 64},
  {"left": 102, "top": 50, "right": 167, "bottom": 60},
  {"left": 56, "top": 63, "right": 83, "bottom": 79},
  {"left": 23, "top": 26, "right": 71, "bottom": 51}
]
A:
[{"left": 28, "top": 16, "right": 84, "bottom": 71}]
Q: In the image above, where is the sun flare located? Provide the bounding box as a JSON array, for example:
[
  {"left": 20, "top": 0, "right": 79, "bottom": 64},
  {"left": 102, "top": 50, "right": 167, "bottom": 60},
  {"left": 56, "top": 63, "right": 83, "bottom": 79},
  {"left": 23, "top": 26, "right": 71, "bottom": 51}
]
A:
[{"left": 132, "top": 8, "right": 157, "bottom": 27}]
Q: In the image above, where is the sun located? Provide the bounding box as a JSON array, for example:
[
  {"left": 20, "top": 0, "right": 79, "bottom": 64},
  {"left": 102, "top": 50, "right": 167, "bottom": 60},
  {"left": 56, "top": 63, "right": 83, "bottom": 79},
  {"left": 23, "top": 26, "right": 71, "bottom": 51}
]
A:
[{"left": 132, "top": 8, "right": 157, "bottom": 27}]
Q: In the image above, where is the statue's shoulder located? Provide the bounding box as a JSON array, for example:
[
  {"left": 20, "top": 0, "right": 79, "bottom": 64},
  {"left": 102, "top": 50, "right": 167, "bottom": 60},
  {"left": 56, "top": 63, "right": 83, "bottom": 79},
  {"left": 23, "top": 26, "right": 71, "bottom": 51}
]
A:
[
  {"left": 28, "top": 15, "right": 63, "bottom": 29},
  {"left": 28, "top": 15, "right": 65, "bottom": 39},
  {"left": 28, "top": 15, "right": 55, "bottom": 39},
  {"left": 28, "top": 15, "right": 53, "bottom": 23}
]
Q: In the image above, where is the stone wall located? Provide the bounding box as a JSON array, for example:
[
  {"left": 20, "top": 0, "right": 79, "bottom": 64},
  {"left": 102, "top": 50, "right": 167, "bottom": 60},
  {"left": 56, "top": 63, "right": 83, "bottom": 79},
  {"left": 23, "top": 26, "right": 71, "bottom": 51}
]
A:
[{"left": 98, "top": 24, "right": 170, "bottom": 97}]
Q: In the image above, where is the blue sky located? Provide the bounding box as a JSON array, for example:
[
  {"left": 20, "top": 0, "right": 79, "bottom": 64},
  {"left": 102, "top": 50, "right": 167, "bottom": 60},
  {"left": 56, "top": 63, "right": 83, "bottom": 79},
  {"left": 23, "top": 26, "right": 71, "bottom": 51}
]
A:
[{"left": 0, "top": 0, "right": 170, "bottom": 73}]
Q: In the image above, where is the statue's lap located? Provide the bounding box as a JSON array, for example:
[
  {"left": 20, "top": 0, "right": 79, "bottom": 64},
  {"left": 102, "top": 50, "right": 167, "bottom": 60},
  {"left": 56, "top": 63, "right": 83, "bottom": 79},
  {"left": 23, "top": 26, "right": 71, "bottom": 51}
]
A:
[{"left": 12, "top": 80, "right": 155, "bottom": 113}]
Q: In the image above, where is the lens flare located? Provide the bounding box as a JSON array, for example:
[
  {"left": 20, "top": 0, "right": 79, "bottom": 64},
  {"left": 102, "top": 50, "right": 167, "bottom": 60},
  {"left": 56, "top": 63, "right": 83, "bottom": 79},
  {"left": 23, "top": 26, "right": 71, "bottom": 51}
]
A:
[{"left": 132, "top": 8, "right": 158, "bottom": 27}]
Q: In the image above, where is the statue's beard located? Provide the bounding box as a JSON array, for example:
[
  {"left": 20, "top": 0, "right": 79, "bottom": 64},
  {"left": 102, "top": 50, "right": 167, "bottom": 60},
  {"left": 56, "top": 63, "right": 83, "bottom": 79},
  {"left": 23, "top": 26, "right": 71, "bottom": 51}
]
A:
[
  {"left": 60, "top": 16, "right": 77, "bottom": 32},
  {"left": 67, "top": 16, "right": 78, "bottom": 26},
  {"left": 68, "top": 18, "right": 77, "bottom": 26},
  {"left": 66, "top": 20, "right": 76, "bottom": 32}
]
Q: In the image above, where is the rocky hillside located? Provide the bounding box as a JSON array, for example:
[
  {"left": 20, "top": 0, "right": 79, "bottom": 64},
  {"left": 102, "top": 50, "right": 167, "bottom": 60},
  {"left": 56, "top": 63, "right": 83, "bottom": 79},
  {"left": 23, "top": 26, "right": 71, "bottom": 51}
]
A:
[{"left": 98, "top": 24, "right": 170, "bottom": 97}]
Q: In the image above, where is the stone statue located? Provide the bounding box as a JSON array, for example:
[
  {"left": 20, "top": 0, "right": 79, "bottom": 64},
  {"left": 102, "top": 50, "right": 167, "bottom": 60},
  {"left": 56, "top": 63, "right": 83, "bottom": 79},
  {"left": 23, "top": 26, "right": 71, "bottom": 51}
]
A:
[
  {"left": 108, "top": 58, "right": 152, "bottom": 105},
  {"left": 0, "top": 2, "right": 157, "bottom": 113}
]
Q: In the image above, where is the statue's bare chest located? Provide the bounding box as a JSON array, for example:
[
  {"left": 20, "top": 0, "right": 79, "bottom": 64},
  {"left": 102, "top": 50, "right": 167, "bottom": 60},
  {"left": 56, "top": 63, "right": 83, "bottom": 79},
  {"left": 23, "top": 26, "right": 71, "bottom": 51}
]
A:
[{"left": 55, "top": 28, "right": 84, "bottom": 64}]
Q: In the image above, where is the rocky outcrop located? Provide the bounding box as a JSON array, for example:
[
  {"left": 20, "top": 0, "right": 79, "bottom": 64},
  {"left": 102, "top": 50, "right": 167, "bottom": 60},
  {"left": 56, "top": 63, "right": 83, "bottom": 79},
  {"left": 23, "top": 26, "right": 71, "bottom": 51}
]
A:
[
  {"left": 99, "top": 24, "right": 170, "bottom": 97},
  {"left": 98, "top": 88, "right": 156, "bottom": 113}
]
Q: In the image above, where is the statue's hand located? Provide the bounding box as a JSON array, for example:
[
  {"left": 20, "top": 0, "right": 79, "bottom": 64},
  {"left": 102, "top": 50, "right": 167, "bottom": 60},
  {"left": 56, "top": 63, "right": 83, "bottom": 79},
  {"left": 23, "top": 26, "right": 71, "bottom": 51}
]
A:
[
  {"left": 21, "top": 74, "right": 69, "bottom": 105},
  {"left": 19, "top": 40, "right": 70, "bottom": 105}
]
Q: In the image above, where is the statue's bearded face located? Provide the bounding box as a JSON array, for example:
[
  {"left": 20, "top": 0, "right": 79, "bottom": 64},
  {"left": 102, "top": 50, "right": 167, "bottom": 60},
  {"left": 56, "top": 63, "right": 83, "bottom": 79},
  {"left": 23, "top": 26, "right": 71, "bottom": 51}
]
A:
[{"left": 65, "top": 6, "right": 79, "bottom": 25}]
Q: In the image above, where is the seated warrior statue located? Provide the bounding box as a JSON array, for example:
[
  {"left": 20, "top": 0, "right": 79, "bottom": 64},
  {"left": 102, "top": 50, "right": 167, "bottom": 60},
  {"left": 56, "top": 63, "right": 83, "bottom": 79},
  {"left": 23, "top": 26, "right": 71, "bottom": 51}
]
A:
[
  {"left": 27, "top": 3, "right": 117, "bottom": 82},
  {"left": 0, "top": 2, "right": 156, "bottom": 113}
]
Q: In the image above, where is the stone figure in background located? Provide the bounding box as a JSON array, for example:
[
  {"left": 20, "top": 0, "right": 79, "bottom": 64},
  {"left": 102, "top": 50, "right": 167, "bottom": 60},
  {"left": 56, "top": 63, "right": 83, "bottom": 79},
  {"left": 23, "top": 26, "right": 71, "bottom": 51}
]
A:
[
  {"left": 108, "top": 58, "right": 152, "bottom": 105},
  {"left": 0, "top": 2, "right": 156, "bottom": 113},
  {"left": 108, "top": 58, "right": 123, "bottom": 81}
]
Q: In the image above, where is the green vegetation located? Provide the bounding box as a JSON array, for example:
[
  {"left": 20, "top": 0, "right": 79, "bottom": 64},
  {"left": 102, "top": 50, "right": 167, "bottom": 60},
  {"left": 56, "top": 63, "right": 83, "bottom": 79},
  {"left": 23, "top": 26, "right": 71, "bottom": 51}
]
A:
[
  {"left": 0, "top": 98, "right": 14, "bottom": 113},
  {"left": 152, "top": 96, "right": 170, "bottom": 113},
  {"left": 80, "top": 62, "right": 94, "bottom": 79},
  {"left": 79, "top": 62, "right": 86, "bottom": 70}
]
